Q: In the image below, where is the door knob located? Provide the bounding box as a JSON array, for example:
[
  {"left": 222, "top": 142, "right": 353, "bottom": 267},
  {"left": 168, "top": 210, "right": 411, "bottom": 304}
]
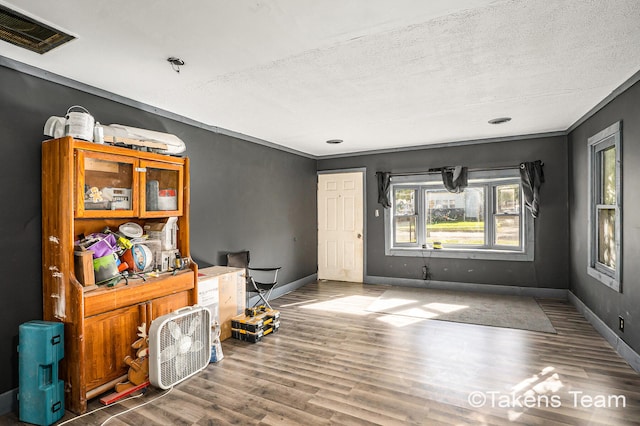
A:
[{"left": 357, "top": 233, "right": 362, "bottom": 239}]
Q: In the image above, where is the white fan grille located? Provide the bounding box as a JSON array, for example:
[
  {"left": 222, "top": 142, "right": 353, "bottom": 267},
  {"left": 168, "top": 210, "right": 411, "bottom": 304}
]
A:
[{"left": 149, "top": 306, "right": 210, "bottom": 389}]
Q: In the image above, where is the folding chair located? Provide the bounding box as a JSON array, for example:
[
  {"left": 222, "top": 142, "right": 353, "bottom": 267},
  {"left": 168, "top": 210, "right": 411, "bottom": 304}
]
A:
[{"left": 226, "top": 251, "right": 281, "bottom": 309}]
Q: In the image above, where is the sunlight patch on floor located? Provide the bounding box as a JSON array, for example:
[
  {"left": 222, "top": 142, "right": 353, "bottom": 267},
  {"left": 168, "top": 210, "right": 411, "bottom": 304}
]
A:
[
  {"left": 507, "top": 366, "right": 564, "bottom": 421},
  {"left": 372, "top": 300, "right": 470, "bottom": 327},
  {"left": 297, "top": 295, "right": 470, "bottom": 328},
  {"left": 300, "top": 295, "right": 377, "bottom": 315},
  {"left": 367, "top": 297, "right": 416, "bottom": 311},
  {"left": 422, "top": 302, "right": 469, "bottom": 313},
  {"left": 393, "top": 307, "right": 440, "bottom": 319},
  {"left": 376, "top": 314, "right": 426, "bottom": 327}
]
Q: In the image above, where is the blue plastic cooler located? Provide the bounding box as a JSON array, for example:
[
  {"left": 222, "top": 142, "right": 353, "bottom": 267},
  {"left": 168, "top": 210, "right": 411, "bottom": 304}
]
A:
[{"left": 18, "top": 320, "right": 65, "bottom": 426}]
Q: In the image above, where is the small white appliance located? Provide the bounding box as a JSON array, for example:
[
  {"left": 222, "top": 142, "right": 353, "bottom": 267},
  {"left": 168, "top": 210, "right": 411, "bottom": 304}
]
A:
[
  {"left": 148, "top": 306, "right": 210, "bottom": 389},
  {"left": 64, "top": 105, "right": 95, "bottom": 142}
]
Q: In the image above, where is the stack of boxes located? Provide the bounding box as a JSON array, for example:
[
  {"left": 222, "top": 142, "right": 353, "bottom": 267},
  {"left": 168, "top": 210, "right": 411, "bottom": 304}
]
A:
[
  {"left": 231, "top": 307, "right": 281, "bottom": 343},
  {"left": 143, "top": 217, "right": 179, "bottom": 272}
]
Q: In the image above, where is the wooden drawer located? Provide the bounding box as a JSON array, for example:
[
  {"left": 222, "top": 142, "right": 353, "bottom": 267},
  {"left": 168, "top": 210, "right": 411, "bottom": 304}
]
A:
[{"left": 84, "top": 270, "right": 194, "bottom": 317}]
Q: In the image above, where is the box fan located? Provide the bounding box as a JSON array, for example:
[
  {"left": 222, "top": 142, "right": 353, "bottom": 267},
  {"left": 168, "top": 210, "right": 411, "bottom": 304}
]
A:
[{"left": 149, "top": 306, "right": 211, "bottom": 389}]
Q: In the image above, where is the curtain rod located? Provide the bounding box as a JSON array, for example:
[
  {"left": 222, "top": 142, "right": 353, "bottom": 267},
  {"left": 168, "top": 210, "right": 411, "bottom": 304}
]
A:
[
  {"left": 384, "top": 162, "right": 543, "bottom": 177},
  {"left": 387, "top": 166, "right": 511, "bottom": 177}
]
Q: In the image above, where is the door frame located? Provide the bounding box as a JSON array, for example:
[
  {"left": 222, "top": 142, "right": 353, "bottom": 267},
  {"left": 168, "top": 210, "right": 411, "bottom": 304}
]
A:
[{"left": 317, "top": 168, "right": 367, "bottom": 282}]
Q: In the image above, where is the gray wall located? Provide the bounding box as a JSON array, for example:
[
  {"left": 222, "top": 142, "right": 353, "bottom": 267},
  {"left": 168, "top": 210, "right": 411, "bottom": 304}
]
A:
[
  {"left": 318, "top": 135, "right": 569, "bottom": 289},
  {"left": 188, "top": 130, "right": 317, "bottom": 271},
  {"left": 568, "top": 80, "right": 640, "bottom": 354},
  {"left": 0, "top": 64, "right": 317, "bottom": 396}
]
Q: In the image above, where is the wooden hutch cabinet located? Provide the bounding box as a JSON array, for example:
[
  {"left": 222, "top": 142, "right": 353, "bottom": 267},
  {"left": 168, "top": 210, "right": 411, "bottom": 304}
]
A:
[{"left": 41, "top": 136, "right": 198, "bottom": 413}]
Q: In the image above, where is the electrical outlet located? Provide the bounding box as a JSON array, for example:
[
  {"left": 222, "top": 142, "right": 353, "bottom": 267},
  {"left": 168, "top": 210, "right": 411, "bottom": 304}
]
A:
[
  {"left": 422, "top": 266, "right": 431, "bottom": 281},
  {"left": 619, "top": 316, "right": 624, "bottom": 332}
]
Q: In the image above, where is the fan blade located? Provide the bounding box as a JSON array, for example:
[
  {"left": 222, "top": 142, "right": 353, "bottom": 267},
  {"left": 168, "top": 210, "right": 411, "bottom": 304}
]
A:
[
  {"left": 160, "top": 344, "right": 178, "bottom": 363},
  {"left": 190, "top": 340, "right": 204, "bottom": 353},
  {"left": 178, "top": 335, "right": 193, "bottom": 354},
  {"left": 187, "top": 317, "right": 201, "bottom": 336},
  {"left": 168, "top": 321, "right": 182, "bottom": 340},
  {"left": 174, "top": 355, "right": 186, "bottom": 377}
]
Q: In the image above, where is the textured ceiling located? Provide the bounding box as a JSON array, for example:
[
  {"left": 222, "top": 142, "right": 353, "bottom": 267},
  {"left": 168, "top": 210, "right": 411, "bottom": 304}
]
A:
[{"left": 1, "top": 0, "right": 639, "bottom": 156}]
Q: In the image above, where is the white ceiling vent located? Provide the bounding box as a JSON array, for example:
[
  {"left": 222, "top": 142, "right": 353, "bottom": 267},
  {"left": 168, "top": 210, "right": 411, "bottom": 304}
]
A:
[{"left": 0, "top": 5, "right": 74, "bottom": 54}]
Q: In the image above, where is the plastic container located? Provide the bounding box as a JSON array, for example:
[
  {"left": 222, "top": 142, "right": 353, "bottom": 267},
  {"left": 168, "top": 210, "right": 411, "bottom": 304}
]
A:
[
  {"left": 93, "top": 253, "right": 119, "bottom": 283},
  {"left": 18, "top": 321, "right": 64, "bottom": 426},
  {"left": 157, "top": 189, "right": 177, "bottom": 210},
  {"left": 84, "top": 234, "right": 118, "bottom": 258}
]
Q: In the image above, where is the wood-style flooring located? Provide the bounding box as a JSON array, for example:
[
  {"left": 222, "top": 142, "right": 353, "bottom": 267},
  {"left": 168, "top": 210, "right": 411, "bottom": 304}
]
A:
[{"left": 5, "top": 281, "right": 640, "bottom": 425}]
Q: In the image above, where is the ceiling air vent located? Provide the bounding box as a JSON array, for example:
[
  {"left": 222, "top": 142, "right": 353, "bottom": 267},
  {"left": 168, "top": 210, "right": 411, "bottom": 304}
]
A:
[{"left": 0, "top": 5, "right": 74, "bottom": 54}]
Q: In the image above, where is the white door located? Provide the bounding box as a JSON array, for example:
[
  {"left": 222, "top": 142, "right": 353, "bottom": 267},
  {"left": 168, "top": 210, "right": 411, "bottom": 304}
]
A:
[{"left": 317, "top": 171, "right": 364, "bottom": 282}]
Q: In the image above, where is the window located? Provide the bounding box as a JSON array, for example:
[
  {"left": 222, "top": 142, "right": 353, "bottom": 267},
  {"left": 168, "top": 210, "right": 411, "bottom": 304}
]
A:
[
  {"left": 588, "top": 121, "right": 622, "bottom": 291},
  {"left": 385, "top": 169, "right": 533, "bottom": 261},
  {"left": 425, "top": 187, "right": 486, "bottom": 247},
  {"left": 393, "top": 187, "right": 417, "bottom": 244}
]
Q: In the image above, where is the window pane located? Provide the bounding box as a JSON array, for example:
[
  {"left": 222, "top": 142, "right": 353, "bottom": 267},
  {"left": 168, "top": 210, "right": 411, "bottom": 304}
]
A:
[
  {"left": 394, "top": 188, "right": 415, "bottom": 215},
  {"left": 425, "top": 188, "right": 485, "bottom": 246},
  {"left": 395, "top": 217, "right": 417, "bottom": 243},
  {"left": 598, "top": 208, "right": 616, "bottom": 269},
  {"left": 496, "top": 184, "right": 520, "bottom": 214},
  {"left": 601, "top": 146, "right": 616, "bottom": 205},
  {"left": 495, "top": 215, "right": 520, "bottom": 246}
]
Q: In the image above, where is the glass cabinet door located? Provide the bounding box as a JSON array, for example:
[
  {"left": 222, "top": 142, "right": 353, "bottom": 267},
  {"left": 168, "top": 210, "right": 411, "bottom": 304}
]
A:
[
  {"left": 139, "top": 160, "right": 183, "bottom": 217},
  {"left": 75, "top": 151, "right": 138, "bottom": 217}
]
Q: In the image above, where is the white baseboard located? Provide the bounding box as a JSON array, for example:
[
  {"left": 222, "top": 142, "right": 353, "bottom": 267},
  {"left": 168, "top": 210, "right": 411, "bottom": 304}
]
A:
[
  {"left": 365, "top": 275, "right": 569, "bottom": 299},
  {"left": 568, "top": 291, "right": 640, "bottom": 373}
]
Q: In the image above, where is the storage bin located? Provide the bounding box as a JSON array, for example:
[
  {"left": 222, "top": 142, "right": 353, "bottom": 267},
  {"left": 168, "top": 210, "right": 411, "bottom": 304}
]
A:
[{"left": 18, "top": 321, "right": 64, "bottom": 426}]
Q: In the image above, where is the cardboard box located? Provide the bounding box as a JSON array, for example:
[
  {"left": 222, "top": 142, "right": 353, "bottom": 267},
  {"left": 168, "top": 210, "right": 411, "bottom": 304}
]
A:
[
  {"left": 144, "top": 217, "right": 178, "bottom": 250},
  {"left": 199, "top": 266, "right": 246, "bottom": 341},
  {"left": 197, "top": 274, "right": 220, "bottom": 326}
]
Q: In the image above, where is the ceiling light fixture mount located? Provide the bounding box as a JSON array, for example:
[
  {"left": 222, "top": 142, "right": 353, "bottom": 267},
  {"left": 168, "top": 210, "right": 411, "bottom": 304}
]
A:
[
  {"left": 326, "top": 139, "right": 343, "bottom": 144},
  {"left": 488, "top": 117, "right": 512, "bottom": 125},
  {"left": 167, "top": 57, "right": 185, "bottom": 73}
]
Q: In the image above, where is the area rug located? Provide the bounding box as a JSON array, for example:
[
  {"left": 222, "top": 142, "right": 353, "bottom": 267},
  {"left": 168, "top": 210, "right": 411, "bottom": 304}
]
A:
[{"left": 366, "top": 287, "right": 556, "bottom": 333}]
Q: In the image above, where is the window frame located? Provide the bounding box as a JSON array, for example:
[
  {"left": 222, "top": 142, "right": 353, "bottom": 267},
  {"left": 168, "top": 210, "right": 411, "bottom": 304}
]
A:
[
  {"left": 392, "top": 186, "right": 419, "bottom": 247},
  {"left": 587, "top": 121, "right": 622, "bottom": 291},
  {"left": 384, "top": 169, "right": 534, "bottom": 261},
  {"left": 492, "top": 182, "right": 523, "bottom": 249}
]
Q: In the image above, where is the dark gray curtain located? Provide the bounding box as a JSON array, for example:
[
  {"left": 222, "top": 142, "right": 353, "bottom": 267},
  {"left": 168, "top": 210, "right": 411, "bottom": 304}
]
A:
[
  {"left": 441, "top": 166, "right": 468, "bottom": 193},
  {"left": 376, "top": 172, "right": 391, "bottom": 208},
  {"left": 519, "top": 160, "right": 544, "bottom": 218}
]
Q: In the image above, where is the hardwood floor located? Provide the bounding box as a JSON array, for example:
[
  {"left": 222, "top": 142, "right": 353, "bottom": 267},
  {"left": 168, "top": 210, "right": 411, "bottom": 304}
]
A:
[{"left": 5, "top": 281, "right": 640, "bottom": 425}]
